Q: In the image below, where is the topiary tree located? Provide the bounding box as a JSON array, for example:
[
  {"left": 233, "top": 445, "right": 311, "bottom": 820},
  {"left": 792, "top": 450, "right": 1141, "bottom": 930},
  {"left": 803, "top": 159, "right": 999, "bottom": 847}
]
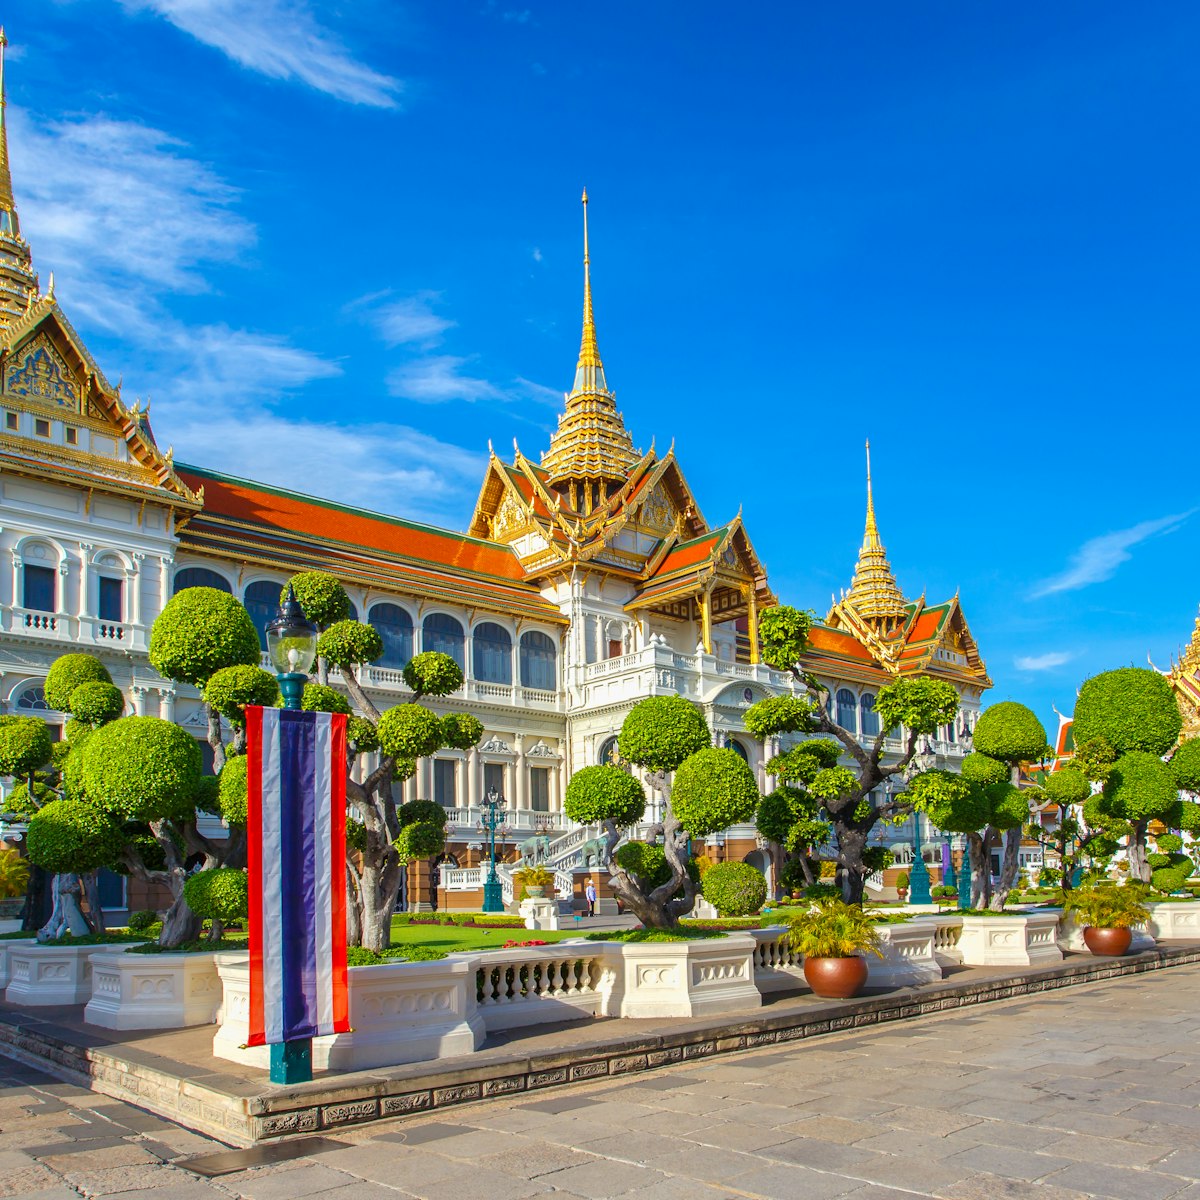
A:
[
  {"left": 1070, "top": 667, "right": 1191, "bottom": 882},
  {"left": 288, "top": 572, "right": 484, "bottom": 951},
  {"left": 964, "top": 702, "right": 1048, "bottom": 908},
  {"left": 701, "top": 860, "right": 767, "bottom": 916},
  {"left": 744, "top": 607, "right": 961, "bottom": 903},
  {"left": 564, "top": 696, "right": 759, "bottom": 928},
  {"left": 43, "top": 654, "right": 112, "bottom": 712},
  {"left": 183, "top": 867, "right": 249, "bottom": 940},
  {"left": 1023, "top": 764, "right": 1114, "bottom": 896}
]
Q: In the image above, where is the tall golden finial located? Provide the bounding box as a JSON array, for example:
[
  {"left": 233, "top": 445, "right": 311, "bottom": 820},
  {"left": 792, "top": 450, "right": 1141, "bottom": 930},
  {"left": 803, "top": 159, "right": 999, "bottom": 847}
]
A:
[
  {"left": 839, "top": 439, "right": 909, "bottom": 626},
  {"left": 0, "top": 26, "right": 15, "bottom": 222},
  {"left": 576, "top": 187, "right": 603, "bottom": 374}
]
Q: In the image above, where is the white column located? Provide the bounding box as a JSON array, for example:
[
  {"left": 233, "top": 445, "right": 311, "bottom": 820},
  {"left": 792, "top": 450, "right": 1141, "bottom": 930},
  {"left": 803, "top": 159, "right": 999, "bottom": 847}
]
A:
[
  {"left": 419, "top": 756, "right": 433, "bottom": 801},
  {"left": 157, "top": 687, "right": 175, "bottom": 721},
  {"left": 467, "top": 745, "right": 480, "bottom": 807},
  {"left": 131, "top": 686, "right": 148, "bottom": 716},
  {"left": 158, "top": 555, "right": 172, "bottom": 613},
  {"left": 9, "top": 551, "right": 20, "bottom": 609},
  {"left": 76, "top": 544, "right": 92, "bottom": 619},
  {"left": 513, "top": 734, "right": 526, "bottom": 810},
  {"left": 129, "top": 554, "right": 144, "bottom": 626}
]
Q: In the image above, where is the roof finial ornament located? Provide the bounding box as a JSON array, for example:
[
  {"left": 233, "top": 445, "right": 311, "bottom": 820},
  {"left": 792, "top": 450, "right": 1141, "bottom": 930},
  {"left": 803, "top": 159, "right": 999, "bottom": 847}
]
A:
[
  {"left": 47, "top": 270, "right": 54, "bottom": 297},
  {"left": 575, "top": 187, "right": 603, "bottom": 378}
]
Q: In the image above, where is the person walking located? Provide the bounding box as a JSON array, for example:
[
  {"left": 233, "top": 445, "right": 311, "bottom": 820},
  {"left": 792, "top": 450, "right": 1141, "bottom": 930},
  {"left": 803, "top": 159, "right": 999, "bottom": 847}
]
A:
[{"left": 584, "top": 879, "right": 597, "bottom": 918}]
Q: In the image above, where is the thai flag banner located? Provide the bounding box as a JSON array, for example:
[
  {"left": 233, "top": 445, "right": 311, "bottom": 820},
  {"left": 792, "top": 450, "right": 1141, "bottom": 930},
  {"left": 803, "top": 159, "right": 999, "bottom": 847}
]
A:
[{"left": 245, "top": 705, "right": 350, "bottom": 1047}]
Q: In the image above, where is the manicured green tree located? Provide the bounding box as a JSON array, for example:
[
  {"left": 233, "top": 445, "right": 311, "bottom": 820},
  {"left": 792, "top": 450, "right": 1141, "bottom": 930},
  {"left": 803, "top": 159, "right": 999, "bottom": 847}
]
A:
[
  {"left": 149, "top": 587, "right": 262, "bottom": 773},
  {"left": 292, "top": 573, "right": 485, "bottom": 950},
  {"left": 1023, "top": 764, "right": 1117, "bottom": 896},
  {"left": 1071, "top": 667, "right": 1189, "bottom": 882},
  {"left": 563, "top": 696, "right": 759, "bottom": 928},
  {"left": 183, "top": 867, "right": 249, "bottom": 941},
  {"left": 966, "top": 702, "right": 1049, "bottom": 908},
  {"left": 43, "top": 654, "right": 113, "bottom": 712},
  {"left": 755, "top": 783, "right": 831, "bottom": 890},
  {"left": 701, "top": 861, "right": 767, "bottom": 916},
  {"left": 744, "top": 606, "right": 960, "bottom": 903}
]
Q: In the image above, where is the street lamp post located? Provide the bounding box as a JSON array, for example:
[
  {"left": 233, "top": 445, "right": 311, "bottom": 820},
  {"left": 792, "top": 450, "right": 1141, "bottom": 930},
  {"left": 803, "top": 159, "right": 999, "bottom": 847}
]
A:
[
  {"left": 263, "top": 585, "right": 319, "bottom": 1086},
  {"left": 478, "top": 787, "right": 508, "bottom": 913}
]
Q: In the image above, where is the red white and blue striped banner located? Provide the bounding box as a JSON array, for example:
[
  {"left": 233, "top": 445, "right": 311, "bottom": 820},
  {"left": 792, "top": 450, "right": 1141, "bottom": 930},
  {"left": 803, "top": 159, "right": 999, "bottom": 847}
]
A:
[{"left": 245, "top": 706, "right": 350, "bottom": 1047}]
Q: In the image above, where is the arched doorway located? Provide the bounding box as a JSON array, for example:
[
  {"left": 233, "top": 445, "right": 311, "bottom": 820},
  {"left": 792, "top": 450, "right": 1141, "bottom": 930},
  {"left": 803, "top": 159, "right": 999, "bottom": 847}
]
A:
[{"left": 743, "top": 849, "right": 772, "bottom": 900}]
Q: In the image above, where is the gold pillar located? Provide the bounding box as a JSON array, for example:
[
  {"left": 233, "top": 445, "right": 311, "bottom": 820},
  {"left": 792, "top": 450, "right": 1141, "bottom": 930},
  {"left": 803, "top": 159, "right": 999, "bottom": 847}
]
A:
[
  {"left": 747, "top": 586, "right": 760, "bottom": 665},
  {"left": 700, "top": 587, "right": 713, "bottom": 655}
]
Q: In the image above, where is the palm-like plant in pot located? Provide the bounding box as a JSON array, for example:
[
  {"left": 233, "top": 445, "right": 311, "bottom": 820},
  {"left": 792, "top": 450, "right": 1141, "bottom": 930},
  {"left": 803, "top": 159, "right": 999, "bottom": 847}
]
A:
[
  {"left": 787, "top": 898, "right": 884, "bottom": 998},
  {"left": 1064, "top": 886, "right": 1150, "bottom": 957}
]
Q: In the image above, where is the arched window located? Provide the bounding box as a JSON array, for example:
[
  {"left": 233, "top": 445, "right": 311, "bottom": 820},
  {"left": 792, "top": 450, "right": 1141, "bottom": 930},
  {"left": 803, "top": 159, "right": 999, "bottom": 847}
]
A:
[
  {"left": 423, "top": 613, "right": 464, "bottom": 669},
  {"left": 369, "top": 603, "right": 413, "bottom": 668},
  {"left": 346, "top": 601, "right": 359, "bottom": 622},
  {"left": 15, "top": 684, "right": 51, "bottom": 712},
  {"left": 174, "top": 567, "right": 232, "bottom": 595},
  {"left": 598, "top": 736, "right": 618, "bottom": 766},
  {"left": 23, "top": 562, "right": 56, "bottom": 613},
  {"left": 244, "top": 581, "right": 282, "bottom": 650},
  {"left": 520, "top": 631, "right": 557, "bottom": 691},
  {"left": 473, "top": 622, "right": 512, "bottom": 684},
  {"left": 726, "top": 737, "right": 749, "bottom": 761},
  {"left": 836, "top": 688, "right": 857, "bottom": 732},
  {"left": 860, "top": 693, "right": 879, "bottom": 737}
]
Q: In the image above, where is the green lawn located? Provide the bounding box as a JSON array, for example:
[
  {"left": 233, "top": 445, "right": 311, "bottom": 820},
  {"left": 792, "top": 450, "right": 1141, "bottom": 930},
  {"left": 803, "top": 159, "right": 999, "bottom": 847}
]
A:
[{"left": 387, "top": 919, "right": 588, "bottom": 951}]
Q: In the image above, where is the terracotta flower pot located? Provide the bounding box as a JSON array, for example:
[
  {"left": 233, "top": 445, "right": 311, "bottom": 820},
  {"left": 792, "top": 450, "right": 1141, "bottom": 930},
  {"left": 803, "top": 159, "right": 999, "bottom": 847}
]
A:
[
  {"left": 803, "top": 955, "right": 869, "bottom": 999},
  {"left": 1083, "top": 926, "right": 1133, "bottom": 957}
]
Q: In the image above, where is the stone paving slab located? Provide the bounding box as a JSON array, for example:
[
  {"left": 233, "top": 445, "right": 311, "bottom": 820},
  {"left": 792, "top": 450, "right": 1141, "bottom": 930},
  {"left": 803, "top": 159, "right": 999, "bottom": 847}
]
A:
[{"left": 0, "top": 965, "right": 1200, "bottom": 1197}]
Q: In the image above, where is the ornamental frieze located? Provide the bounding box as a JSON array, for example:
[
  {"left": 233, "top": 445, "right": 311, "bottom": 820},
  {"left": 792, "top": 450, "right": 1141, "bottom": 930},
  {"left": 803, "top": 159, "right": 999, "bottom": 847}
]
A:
[{"left": 6, "top": 334, "right": 78, "bottom": 408}]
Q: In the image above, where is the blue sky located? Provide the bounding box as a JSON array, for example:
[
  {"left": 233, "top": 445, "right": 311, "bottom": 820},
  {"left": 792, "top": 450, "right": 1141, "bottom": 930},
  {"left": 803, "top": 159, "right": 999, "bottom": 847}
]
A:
[{"left": 7, "top": 1, "right": 1199, "bottom": 732}]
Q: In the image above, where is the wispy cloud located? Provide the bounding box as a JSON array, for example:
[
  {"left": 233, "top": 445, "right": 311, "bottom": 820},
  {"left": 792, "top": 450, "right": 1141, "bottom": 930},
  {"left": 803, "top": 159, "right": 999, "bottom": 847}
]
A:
[
  {"left": 1029, "top": 512, "right": 1195, "bottom": 599},
  {"left": 12, "top": 104, "right": 483, "bottom": 526},
  {"left": 387, "top": 355, "right": 505, "bottom": 404},
  {"left": 373, "top": 293, "right": 456, "bottom": 348},
  {"left": 1015, "top": 652, "right": 1073, "bottom": 672},
  {"left": 115, "top": 0, "right": 402, "bottom": 108}
]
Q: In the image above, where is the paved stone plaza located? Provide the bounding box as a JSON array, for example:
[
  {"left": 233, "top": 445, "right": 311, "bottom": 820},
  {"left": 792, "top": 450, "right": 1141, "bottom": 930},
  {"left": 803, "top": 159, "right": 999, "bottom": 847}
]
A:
[{"left": 1, "top": 967, "right": 1199, "bottom": 1200}]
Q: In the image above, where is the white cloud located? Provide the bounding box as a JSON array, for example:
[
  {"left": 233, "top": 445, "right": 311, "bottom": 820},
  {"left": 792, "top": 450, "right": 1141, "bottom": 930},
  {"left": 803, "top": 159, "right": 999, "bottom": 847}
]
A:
[
  {"left": 532, "top": 246, "right": 543, "bottom": 262},
  {"left": 1030, "top": 511, "right": 1195, "bottom": 599},
  {"left": 1015, "top": 652, "right": 1072, "bottom": 672},
  {"left": 115, "top": 0, "right": 402, "bottom": 108},
  {"left": 387, "top": 355, "right": 505, "bottom": 404},
  {"left": 10, "top": 108, "right": 253, "bottom": 330},
  {"left": 374, "top": 294, "right": 455, "bottom": 348}
]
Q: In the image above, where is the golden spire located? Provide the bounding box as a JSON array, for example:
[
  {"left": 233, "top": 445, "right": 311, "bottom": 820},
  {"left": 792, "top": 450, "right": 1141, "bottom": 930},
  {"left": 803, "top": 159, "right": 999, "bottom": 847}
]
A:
[
  {"left": 0, "top": 27, "right": 17, "bottom": 230},
  {"left": 542, "top": 189, "right": 639, "bottom": 491},
  {"left": 843, "top": 440, "right": 909, "bottom": 626},
  {"left": 0, "top": 28, "right": 36, "bottom": 325},
  {"left": 572, "top": 188, "right": 608, "bottom": 395}
]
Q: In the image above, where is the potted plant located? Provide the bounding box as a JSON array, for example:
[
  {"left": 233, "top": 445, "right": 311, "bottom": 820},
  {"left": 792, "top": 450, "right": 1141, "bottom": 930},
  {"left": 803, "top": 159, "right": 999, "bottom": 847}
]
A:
[
  {"left": 895, "top": 871, "right": 910, "bottom": 903},
  {"left": 931, "top": 884, "right": 958, "bottom": 908},
  {"left": 522, "top": 865, "right": 554, "bottom": 899},
  {"left": 1064, "top": 886, "right": 1151, "bottom": 957},
  {"left": 787, "top": 898, "right": 884, "bottom": 998}
]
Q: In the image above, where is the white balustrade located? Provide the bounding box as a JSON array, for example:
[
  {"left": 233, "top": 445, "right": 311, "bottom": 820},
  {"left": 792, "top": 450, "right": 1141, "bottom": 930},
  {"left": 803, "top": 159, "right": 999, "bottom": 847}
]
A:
[{"left": 472, "top": 944, "right": 607, "bottom": 1029}]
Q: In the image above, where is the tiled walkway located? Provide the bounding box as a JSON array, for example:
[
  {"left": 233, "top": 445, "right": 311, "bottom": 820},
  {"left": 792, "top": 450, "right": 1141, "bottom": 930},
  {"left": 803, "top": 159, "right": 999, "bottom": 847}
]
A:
[{"left": 3, "top": 965, "right": 1200, "bottom": 1199}]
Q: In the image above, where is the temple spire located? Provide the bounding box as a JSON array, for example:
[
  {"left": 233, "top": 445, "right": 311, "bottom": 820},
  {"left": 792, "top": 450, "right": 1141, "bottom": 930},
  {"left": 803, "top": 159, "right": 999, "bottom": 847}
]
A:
[
  {"left": 0, "top": 28, "right": 17, "bottom": 231},
  {"left": 0, "top": 28, "right": 37, "bottom": 324},
  {"left": 571, "top": 188, "right": 609, "bottom": 396},
  {"left": 843, "top": 440, "right": 909, "bottom": 627}
]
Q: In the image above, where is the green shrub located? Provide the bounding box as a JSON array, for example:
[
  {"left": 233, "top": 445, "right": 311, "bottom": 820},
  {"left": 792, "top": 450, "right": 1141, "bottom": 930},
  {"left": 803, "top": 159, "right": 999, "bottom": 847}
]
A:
[
  {"left": 743, "top": 695, "right": 817, "bottom": 739},
  {"left": 127, "top": 909, "right": 159, "bottom": 932},
  {"left": 585, "top": 928, "right": 726, "bottom": 942},
  {"left": 183, "top": 868, "right": 249, "bottom": 923},
  {"left": 44, "top": 654, "right": 111, "bottom": 712},
  {"left": 564, "top": 765, "right": 646, "bottom": 828},
  {"left": 1104, "top": 751, "right": 1178, "bottom": 821},
  {"left": 973, "top": 702, "right": 1047, "bottom": 764},
  {"left": 149, "top": 588, "right": 261, "bottom": 686},
  {"left": 217, "top": 754, "right": 248, "bottom": 826},
  {"left": 670, "top": 746, "right": 759, "bottom": 836},
  {"left": 613, "top": 841, "right": 670, "bottom": 889},
  {"left": 81, "top": 716, "right": 202, "bottom": 822},
  {"left": 757, "top": 606, "right": 814, "bottom": 671},
  {"left": 377, "top": 704, "right": 442, "bottom": 760},
  {"left": 700, "top": 861, "right": 767, "bottom": 916},
  {"left": 618, "top": 696, "right": 710, "bottom": 772},
  {"left": 960, "top": 752, "right": 1009, "bottom": 788},
  {"left": 1171, "top": 738, "right": 1200, "bottom": 791},
  {"left": 318, "top": 620, "right": 384, "bottom": 669},
  {"left": 67, "top": 682, "right": 125, "bottom": 726},
  {"left": 1065, "top": 885, "right": 1150, "bottom": 929},
  {"left": 397, "top": 799, "right": 447, "bottom": 828},
  {"left": 787, "top": 898, "right": 884, "bottom": 959},
  {"left": 302, "top": 683, "right": 351, "bottom": 714},
  {"left": 0, "top": 715, "right": 53, "bottom": 778},
  {"left": 803, "top": 882, "right": 841, "bottom": 900},
  {"left": 1073, "top": 668, "right": 1183, "bottom": 758},
  {"left": 896, "top": 871, "right": 910, "bottom": 890},
  {"left": 393, "top": 821, "right": 444, "bottom": 863},
  {"left": 347, "top": 716, "right": 379, "bottom": 754},
  {"left": 1044, "top": 765, "right": 1092, "bottom": 806},
  {"left": 285, "top": 572, "right": 350, "bottom": 628},
  {"left": 439, "top": 713, "right": 484, "bottom": 750},
  {"left": 204, "top": 665, "right": 279, "bottom": 724},
  {"left": 403, "top": 652, "right": 463, "bottom": 697},
  {"left": 26, "top": 799, "right": 125, "bottom": 874}
]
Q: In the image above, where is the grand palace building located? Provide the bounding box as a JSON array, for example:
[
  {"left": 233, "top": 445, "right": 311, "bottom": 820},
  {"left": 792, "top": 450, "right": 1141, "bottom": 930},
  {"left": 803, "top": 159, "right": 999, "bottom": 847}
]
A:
[{"left": 0, "top": 58, "right": 997, "bottom": 913}]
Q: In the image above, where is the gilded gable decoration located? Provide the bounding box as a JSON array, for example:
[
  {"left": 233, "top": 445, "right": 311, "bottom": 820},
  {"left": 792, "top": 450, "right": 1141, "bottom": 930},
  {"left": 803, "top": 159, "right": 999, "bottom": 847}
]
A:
[
  {"left": 493, "top": 491, "right": 526, "bottom": 539},
  {"left": 640, "top": 482, "right": 676, "bottom": 534},
  {"left": 6, "top": 334, "right": 78, "bottom": 408}
]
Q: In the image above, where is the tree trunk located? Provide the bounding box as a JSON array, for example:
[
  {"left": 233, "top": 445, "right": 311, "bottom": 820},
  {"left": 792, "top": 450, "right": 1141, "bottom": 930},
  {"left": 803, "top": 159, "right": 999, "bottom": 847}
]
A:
[
  {"left": 1127, "top": 821, "right": 1150, "bottom": 883},
  {"left": 345, "top": 862, "right": 363, "bottom": 946},
  {"left": 967, "top": 833, "right": 987, "bottom": 908},
  {"left": 206, "top": 705, "right": 227, "bottom": 775},
  {"left": 81, "top": 871, "right": 107, "bottom": 934},
  {"left": 989, "top": 827, "right": 1022, "bottom": 910},
  {"left": 359, "top": 855, "right": 403, "bottom": 952},
  {"left": 159, "top": 888, "right": 202, "bottom": 947},
  {"left": 833, "top": 819, "right": 868, "bottom": 904}
]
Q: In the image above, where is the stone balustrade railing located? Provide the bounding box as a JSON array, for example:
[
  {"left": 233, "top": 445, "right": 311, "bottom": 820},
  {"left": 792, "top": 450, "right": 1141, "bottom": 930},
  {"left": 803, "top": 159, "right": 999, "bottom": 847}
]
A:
[{"left": 473, "top": 943, "right": 608, "bottom": 1030}]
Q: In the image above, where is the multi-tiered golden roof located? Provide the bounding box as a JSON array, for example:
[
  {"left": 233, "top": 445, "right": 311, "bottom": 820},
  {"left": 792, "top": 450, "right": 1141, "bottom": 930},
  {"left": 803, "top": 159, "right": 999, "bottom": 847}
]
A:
[
  {"left": 540, "top": 190, "right": 640, "bottom": 502},
  {"left": 841, "top": 440, "right": 910, "bottom": 629},
  {"left": 0, "top": 29, "right": 38, "bottom": 326}
]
